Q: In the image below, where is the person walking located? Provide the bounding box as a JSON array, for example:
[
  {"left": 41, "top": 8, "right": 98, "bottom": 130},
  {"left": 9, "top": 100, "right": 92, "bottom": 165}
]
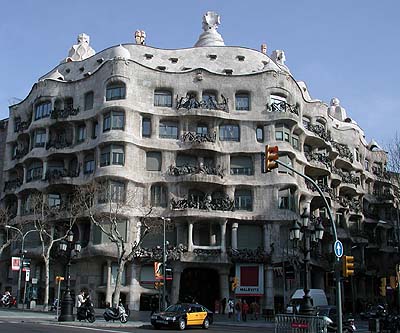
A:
[
  {"left": 228, "top": 298, "right": 234, "bottom": 319},
  {"left": 235, "top": 299, "right": 242, "bottom": 321},
  {"left": 221, "top": 297, "right": 227, "bottom": 315},
  {"left": 242, "top": 300, "right": 249, "bottom": 322}
]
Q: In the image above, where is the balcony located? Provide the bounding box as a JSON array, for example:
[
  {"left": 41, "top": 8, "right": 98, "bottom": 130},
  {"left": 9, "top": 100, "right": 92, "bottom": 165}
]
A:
[
  {"left": 305, "top": 180, "right": 335, "bottom": 199},
  {"left": 176, "top": 95, "right": 229, "bottom": 112},
  {"left": 180, "top": 131, "right": 216, "bottom": 144},
  {"left": 133, "top": 244, "right": 188, "bottom": 263},
  {"left": 331, "top": 141, "right": 354, "bottom": 162},
  {"left": 170, "top": 195, "right": 234, "bottom": 211},
  {"left": 50, "top": 107, "right": 80, "bottom": 120},
  {"left": 267, "top": 101, "right": 299, "bottom": 116},
  {"left": 46, "top": 139, "right": 73, "bottom": 150},
  {"left": 13, "top": 147, "right": 29, "bottom": 160},
  {"left": 331, "top": 166, "right": 360, "bottom": 186},
  {"left": 305, "top": 123, "right": 331, "bottom": 142},
  {"left": 337, "top": 197, "right": 361, "bottom": 213},
  {"left": 372, "top": 168, "right": 392, "bottom": 182},
  {"left": 45, "top": 169, "right": 80, "bottom": 182},
  {"left": 167, "top": 164, "right": 224, "bottom": 178},
  {"left": 227, "top": 247, "right": 270, "bottom": 263},
  {"left": 14, "top": 120, "right": 31, "bottom": 133},
  {"left": 305, "top": 152, "right": 332, "bottom": 169},
  {"left": 4, "top": 178, "right": 23, "bottom": 192}
]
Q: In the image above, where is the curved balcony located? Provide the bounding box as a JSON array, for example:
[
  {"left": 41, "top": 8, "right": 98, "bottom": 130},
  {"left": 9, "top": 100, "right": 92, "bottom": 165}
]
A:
[
  {"left": 331, "top": 141, "right": 354, "bottom": 163},
  {"left": 372, "top": 168, "right": 392, "bottom": 184},
  {"left": 331, "top": 166, "right": 360, "bottom": 186},
  {"left": 4, "top": 178, "right": 23, "bottom": 192},
  {"left": 227, "top": 247, "right": 271, "bottom": 263},
  {"left": 167, "top": 164, "right": 224, "bottom": 179},
  {"left": 305, "top": 152, "right": 332, "bottom": 170},
  {"left": 176, "top": 94, "right": 229, "bottom": 113},
  {"left": 50, "top": 107, "right": 80, "bottom": 120},
  {"left": 305, "top": 180, "right": 335, "bottom": 200},
  {"left": 180, "top": 131, "right": 216, "bottom": 144},
  {"left": 14, "top": 119, "right": 31, "bottom": 133},
  {"left": 170, "top": 195, "right": 234, "bottom": 212},
  {"left": 45, "top": 168, "right": 80, "bottom": 183},
  {"left": 337, "top": 196, "right": 362, "bottom": 214},
  {"left": 304, "top": 123, "right": 331, "bottom": 143}
]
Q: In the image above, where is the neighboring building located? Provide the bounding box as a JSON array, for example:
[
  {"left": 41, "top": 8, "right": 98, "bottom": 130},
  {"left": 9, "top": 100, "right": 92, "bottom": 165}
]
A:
[{"left": 0, "top": 12, "right": 398, "bottom": 313}]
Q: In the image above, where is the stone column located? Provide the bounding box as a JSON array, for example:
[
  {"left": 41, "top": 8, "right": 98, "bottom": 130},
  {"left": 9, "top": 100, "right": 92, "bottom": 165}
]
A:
[
  {"left": 263, "top": 223, "right": 272, "bottom": 253},
  {"left": 42, "top": 159, "right": 47, "bottom": 180},
  {"left": 219, "top": 269, "right": 230, "bottom": 304},
  {"left": 95, "top": 146, "right": 101, "bottom": 167},
  {"left": 263, "top": 266, "right": 274, "bottom": 311},
  {"left": 105, "top": 260, "right": 112, "bottom": 305},
  {"left": 17, "top": 198, "right": 22, "bottom": 216},
  {"left": 231, "top": 223, "right": 238, "bottom": 250},
  {"left": 220, "top": 220, "right": 227, "bottom": 253},
  {"left": 171, "top": 264, "right": 182, "bottom": 304},
  {"left": 22, "top": 165, "right": 27, "bottom": 184},
  {"left": 209, "top": 223, "right": 216, "bottom": 246},
  {"left": 127, "top": 263, "right": 142, "bottom": 311},
  {"left": 188, "top": 221, "right": 194, "bottom": 251}
]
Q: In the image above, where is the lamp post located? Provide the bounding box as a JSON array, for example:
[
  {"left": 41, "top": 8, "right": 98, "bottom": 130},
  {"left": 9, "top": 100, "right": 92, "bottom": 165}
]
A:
[
  {"left": 5, "top": 225, "right": 37, "bottom": 309},
  {"left": 58, "top": 231, "right": 81, "bottom": 322},
  {"left": 289, "top": 208, "right": 324, "bottom": 316},
  {"left": 160, "top": 217, "right": 171, "bottom": 311}
]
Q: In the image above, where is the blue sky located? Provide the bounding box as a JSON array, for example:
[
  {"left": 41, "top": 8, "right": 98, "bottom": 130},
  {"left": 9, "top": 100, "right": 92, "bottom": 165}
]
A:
[{"left": 0, "top": 0, "right": 399, "bottom": 146}]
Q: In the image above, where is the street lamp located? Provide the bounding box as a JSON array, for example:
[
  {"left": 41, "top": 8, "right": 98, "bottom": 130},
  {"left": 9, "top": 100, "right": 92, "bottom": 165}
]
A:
[
  {"left": 289, "top": 208, "right": 324, "bottom": 316},
  {"left": 58, "top": 230, "right": 81, "bottom": 322},
  {"left": 160, "top": 217, "right": 171, "bottom": 311},
  {"left": 5, "top": 225, "right": 37, "bottom": 309}
]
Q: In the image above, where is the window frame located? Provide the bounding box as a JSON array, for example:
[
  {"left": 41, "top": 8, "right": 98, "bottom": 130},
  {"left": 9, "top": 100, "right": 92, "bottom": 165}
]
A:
[
  {"left": 106, "top": 83, "right": 126, "bottom": 101},
  {"left": 219, "top": 124, "right": 240, "bottom": 142},
  {"left": 154, "top": 90, "right": 173, "bottom": 107},
  {"left": 35, "top": 101, "right": 52, "bottom": 120},
  {"left": 235, "top": 93, "right": 250, "bottom": 111},
  {"left": 159, "top": 121, "right": 179, "bottom": 139},
  {"left": 151, "top": 184, "right": 168, "bottom": 207},
  {"left": 146, "top": 151, "right": 162, "bottom": 171},
  {"left": 84, "top": 91, "right": 94, "bottom": 111},
  {"left": 234, "top": 189, "right": 253, "bottom": 211}
]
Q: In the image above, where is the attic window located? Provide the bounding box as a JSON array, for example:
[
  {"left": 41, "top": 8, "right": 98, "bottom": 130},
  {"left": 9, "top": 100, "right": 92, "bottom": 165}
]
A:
[
  {"left": 237, "top": 55, "right": 245, "bottom": 61},
  {"left": 145, "top": 54, "right": 153, "bottom": 59},
  {"left": 224, "top": 69, "right": 233, "bottom": 75},
  {"left": 262, "top": 60, "right": 269, "bottom": 66},
  {"left": 97, "top": 58, "right": 104, "bottom": 64},
  {"left": 208, "top": 54, "right": 217, "bottom": 60},
  {"left": 65, "top": 68, "right": 71, "bottom": 73},
  {"left": 182, "top": 67, "right": 192, "bottom": 71},
  {"left": 84, "top": 72, "right": 91, "bottom": 77},
  {"left": 157, "top": 66, "right": 166, "bottom": 71},
  {"left": 169, "top": 58, "right": 179, "bottom": 64},
  {"left": 79, "top": 67, "right": 84, "bottom": 72}
]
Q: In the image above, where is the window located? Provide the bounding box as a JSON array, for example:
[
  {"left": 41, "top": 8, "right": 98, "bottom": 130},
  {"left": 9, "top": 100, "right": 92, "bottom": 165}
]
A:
[
  {"left": 151, "top": 184, "right": 167, "bottom": 207},
  {"left": 34, "top": 129, "right": 46, "bottom": 147},
  {"left": 106, "top": 82, "right": 126, "bottom": 101},
  {"left": 278, "top": 188, "right": 295, "bottom": 211},
  {"left": 35, "top": 101, "right": 51, "bottom": 120},
  {"left": 77, "top": 125, "right": 86, "bottom": 142},
  {"left": 219, "top": 124, "right": 240, "bottom": 142},
  {"left": 234, "top": 189, "right": 253, "bottom": 211},
  {"left": 84, "top": 155, "right": 95, "bottom": 174},
  {"left": 292, "top": 135, "right": 299, "bottom": 150},
  {"left": 271, "top": 94, "right": 286, "bottom": 105},
  {"left": 256, "top": 126, "right": 264, "bottom": 143},
  {"left": 176, "top": 154, "right": 197, "bottom": 167},
  {"left": 146, "top": 151, "right": 162, "bottom": 171},
  {"left": 202, "top": 91, "right": 217, "bottom": 109},
  {"left": 159, "top": 121, "right": 178, "bottom": 139},
  {"left": 278, "top": 155, "right": 292, "bottom": 174},
  {"left": 235, "top": 93, "right": 250, "bottom": 111},
  {"left": 188, "top": 189, "right": 205, "bottom": 205},
  {"left": 142, "top": 117, "right": 151, "bottom": 138},
  {"left": 275, "top": 124, "right": 290, "bottom": 142},
  {"left": 230, "top": 156, "right": 253, "bottom": 175},
  {"left": 92, "top": 121, "right": 98, "bottom": 139},
  {"left": 84, "top": 91, "right": 94, "bottom": 110},
  {"left": 154, "top": 90, "right": 172, "bottom": 107},
  {"left": 364, "top": 159, "right": 369, "bottom": 171},
  {"left": 99, "top": 181, "right": 126, "bottom": 203},
  {"left": 27, "top": 161, "right": 43, "bottom": 182},
  {"left": 302, "top": 116, "right": 310, "bottom": 129},
  {"left": 100, "top": 145, "right": 124, "bottom": 166},
  {"left": 48, "top": 193, "right": 61, "bottom": 208},
  {"left": 103, "top": 111, "right": 124, "bottom": 131},
  {"left": 196, "top": 124, "right": 208, "bottom": 136},
  {"left": 355, "top": 148, "right": 360, "bottom": 162}
]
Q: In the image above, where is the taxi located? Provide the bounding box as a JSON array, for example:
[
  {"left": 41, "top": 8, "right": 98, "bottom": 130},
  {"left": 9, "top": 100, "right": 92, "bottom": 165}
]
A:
[{"left": 150, "top": 303, "right": 213, "bottom": 330}]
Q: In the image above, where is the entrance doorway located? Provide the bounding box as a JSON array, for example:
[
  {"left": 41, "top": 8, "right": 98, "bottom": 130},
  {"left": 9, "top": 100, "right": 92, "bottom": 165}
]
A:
[{"left": 179, "top": 268, "right": 219, "bottom": 310}]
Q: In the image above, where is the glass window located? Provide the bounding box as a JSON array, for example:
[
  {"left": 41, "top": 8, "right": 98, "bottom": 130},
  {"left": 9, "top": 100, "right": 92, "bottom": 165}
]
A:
[
  {"left": 355, "top": 148, "right": 360, "bottom": 162},
  {"left": 34, "top": 129, "right": 46, "bottom": 147},
  {"left": 35, "top": 101, "right": 52, "bottom": 120},
  {"left": 84, "top": 155, "right": 95, "bottom": 174},
  {"left": 275, "top": 124, "right": 290, "bottom": 142},
  {"left": 230, "top": 156, "right": 253, "bottom": 175},
  {"left": 100, "top": 146, "right": 111, "bottom": 166},
  {"left": 219, "top": 124, "right": 240, "bottom": 142},
  {"left": 103, "top": 114, "right": 111, "bottom": 132},
  {"left": 235, "top": 93, "right": 250, "bottom": 111},
  {"left": 364, "top": 159, "right": 369, "bottom": 171},
  {"left": 103, "top": 112, "right": 124, "bottom": 132},
  {"left": 84, "top": 91, "right": 94, "bottom": 111},
  {"left": 151, "top": 184, "right": 167, "bottom": 207},
  {"left": 112, "top": 145, "right": 125, "bottom": 165},
  {"left": 278, "top": 155, "right": 292, "bottom": 174},
  {"left": 142, "top": 117, "right": 151, "bottom": 138},
  {"left": 146, "top": 151, "right": 162, "bottom": 171},
  {"left": 99, "top": 181, "right": 126, "bottom": 203},
  {"left": 302, "top": 116, "right": 310, "bottom": 128},
  {"left": 77, "top": 125, "right": 86, "bottom": 142},
  {"left": 256, "top": 127, "right": 264, "bottom": 143},
  {"left": 159, "top": 121, "right": 178, "bottom": 139},
  {"left": 234, "top": 189, "right": 253, "bottom": 211},
  {"left": 278, "top": 188, "right": 295, "bottom": 211},
  {"left": 27, "top": 161, "right": 43, "bottom": 182},
  {"left": 202, "top": 91, "right": 217, "bottom": 109},
  {"left": 196, "top": 124, "right": 208, "bottom": 136},
  {"left": 292, "top": 135, "right": 299, "bottom": 150},
  {"left": 48, "top": 193, "right": 61, "bottom": 208},
  {"left": 106, "top": 83, "right": 126, "bottom": 101},
  {"left": 270, "top": 95, "right": 286, "bottom": 106},
  {"left": 154, "top": 90, "right": 172, "bottom": 107},
  {"left": 92, "top": 121, "right": 98, "bottom": 139},
  {"left": 303, "top": 144, "right": 312, "bottom": 153}
]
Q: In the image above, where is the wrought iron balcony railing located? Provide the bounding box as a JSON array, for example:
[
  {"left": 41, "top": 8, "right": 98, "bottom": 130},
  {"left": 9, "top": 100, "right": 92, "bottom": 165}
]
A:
[
  {"left": 304, "top": 123, "right": 331, "bottom": 142},
  {"left": 45, "top": 169, "right": 80, "bottom": 182},
  {"left": 14, "top": 120, "right": 31, "bottom": 133},
  {"left": 133, "top": 244, "right": 188, "bottom": 262},
  {"left": 227, "top": 247, "right": 271, "bottom": 263},
  {"left": 4, "top": 178, "right": 23, "bottom": 192},
  {"left": 331, "top": 166, "right": 360, "bottom": 186},
  {"left": 176, "top": 95, "right": 229, "bottom": 112},
  {"left": 304, "top": 152, "right": 332, "bottom": 169},
  {"left": 46, "top": 139, "right": 73, "bottom": 150},
  {"left": 181, "top": 131, "right": 216, "bottom": 144},
  {"left": 13, "top": 147, "right": 29, "bottom": 160},
  {"left": 267, "top": 101, "right": 299, "bottom": 116},
  {"left": 50, "top": 107, "right": 80, "bottom": 120},
  {"left": 331, "top": 141, "right": 354, "bottom": 162},
  {"left": 170, "top": 196, "right": 234, "bottom": 211},
  {"left": 167, "top": 164, "right": 224, "bottom": 178}
]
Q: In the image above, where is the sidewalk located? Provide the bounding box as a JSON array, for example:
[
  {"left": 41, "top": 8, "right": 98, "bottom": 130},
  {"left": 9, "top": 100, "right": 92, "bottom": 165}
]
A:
[{"left": 0, "top": 307, "right": 275, "bottom": 328}]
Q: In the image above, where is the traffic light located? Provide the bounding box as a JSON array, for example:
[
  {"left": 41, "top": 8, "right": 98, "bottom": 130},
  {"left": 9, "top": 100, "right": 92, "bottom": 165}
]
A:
[
  {"left": 380, "top": 277, "right": 387, "bottom": 297},
  {"left": 342, "top": 255, "right": 354, "bottom": 277},
  {"left": 265, "top": 145, "right": 279, "bottom": 172},
  {"left": 55, "top": 276, "right": 64, "bottom": 283},
  {"left": 231, "top": 277, "right": 238, "bottom": 291}
]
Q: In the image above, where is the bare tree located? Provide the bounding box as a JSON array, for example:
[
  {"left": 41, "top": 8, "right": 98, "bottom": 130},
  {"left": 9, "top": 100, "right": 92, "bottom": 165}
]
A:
[
  {"left": 0, "top": 207, "right": 15, "bottom": 256},
  {"left": 30, "top": 191, "right": 79, "bottom": 311},
  {"left": 387, "top": 133, "right": 400, "bottom": 178},
  {"left": 75, "top": 181, "right": 152, "bottom": 307}
]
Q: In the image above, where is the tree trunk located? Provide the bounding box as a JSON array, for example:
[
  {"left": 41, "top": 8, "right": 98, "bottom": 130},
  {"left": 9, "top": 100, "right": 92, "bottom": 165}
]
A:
[
  {"left": 43, "top": 257, "right": 50, "bottom": 311},
  {"left": 112, "top": 260, "right": 125, "bottom": 308}
]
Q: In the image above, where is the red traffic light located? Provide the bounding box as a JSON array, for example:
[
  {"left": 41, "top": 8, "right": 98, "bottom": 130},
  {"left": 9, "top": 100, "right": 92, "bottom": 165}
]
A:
[{"left": 265, "top": 145, "right": 279, "bottom": 172}]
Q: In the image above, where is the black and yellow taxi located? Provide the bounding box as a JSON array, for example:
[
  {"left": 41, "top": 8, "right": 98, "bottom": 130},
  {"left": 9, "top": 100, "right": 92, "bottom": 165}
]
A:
[{"left": 151, "top": 303, "right": 213, "bottom": 330}]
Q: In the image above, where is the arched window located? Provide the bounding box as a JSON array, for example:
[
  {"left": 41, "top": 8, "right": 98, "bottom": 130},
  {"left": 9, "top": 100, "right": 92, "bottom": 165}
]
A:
[
  {"left": 106, "top": 82, "right": 126, "bottom": 101},
  {"left": 151, "top": 184, "right": 167, "bottom": 207},
  {"left": 154, "top": 90, "right": 172, "bottom": 107}
]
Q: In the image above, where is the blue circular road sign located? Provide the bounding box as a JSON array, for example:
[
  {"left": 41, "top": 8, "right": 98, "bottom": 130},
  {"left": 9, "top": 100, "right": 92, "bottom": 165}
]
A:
[{"left": 334, "top": 240, "right": 344, "bottom": 258}]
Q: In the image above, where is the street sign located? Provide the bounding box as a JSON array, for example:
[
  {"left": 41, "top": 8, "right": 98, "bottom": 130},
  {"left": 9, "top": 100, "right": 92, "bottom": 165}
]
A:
[
  {"left": 25, "top": 269, "right": 30, "bottom": 282},
  {"left": 11, "top": 257, "right": 20, "bottom": 271},
  {"left": 334, "top": 240, "right": 343, "bottom": 258}
]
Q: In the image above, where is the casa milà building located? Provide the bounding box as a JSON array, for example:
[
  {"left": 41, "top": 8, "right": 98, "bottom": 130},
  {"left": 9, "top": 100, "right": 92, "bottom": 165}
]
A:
[{"left": 1, "top": 11, "right": 398, "bottom": 313}]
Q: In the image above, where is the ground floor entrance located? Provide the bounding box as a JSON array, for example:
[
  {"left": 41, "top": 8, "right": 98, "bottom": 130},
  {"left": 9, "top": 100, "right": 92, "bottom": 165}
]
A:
[{"left": 179, "top": 267, "right": 220, "bottom": 310}]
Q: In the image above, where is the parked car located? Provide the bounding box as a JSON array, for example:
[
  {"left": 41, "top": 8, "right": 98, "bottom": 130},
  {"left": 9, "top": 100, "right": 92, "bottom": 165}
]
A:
[
  {"left": 150, "top": 303, "right": 213, "bottom": 330},
  {"left": 286, "top": 289, "right": 328, "bottom": 314}
]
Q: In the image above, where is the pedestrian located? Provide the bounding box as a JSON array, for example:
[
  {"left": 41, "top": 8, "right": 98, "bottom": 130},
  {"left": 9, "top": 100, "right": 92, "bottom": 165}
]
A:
[
  {"left": 221, "top": 297, "right": 227, "bottom": 315},
  {"left": 242, "top": 300, "right": 249, "bottom": 322},
  {"left": 228, "top": 298, "right": 234, "bottom": 319},
  {"left": 76, "top": 289, "right": 86, "bottom": 308},
  {"left": 253, "top": 301, "right": 260, "bottom": 320},
  {"left": 235, "top": 299, "right": 242, "bottom": 321}
]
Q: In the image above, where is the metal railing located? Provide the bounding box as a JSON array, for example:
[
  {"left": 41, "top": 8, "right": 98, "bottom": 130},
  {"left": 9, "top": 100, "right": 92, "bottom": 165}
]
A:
[{"left": 275, "top": 314, "right": 328, "bottom": 333}]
